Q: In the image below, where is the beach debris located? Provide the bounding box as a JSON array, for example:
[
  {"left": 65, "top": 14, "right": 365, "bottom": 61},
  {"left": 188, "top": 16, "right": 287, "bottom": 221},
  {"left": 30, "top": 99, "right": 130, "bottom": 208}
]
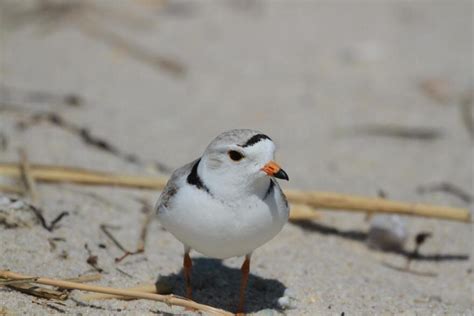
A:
[
  {"left": 15, "top": 112, "right": 172, "bottom": 173},
  {"left": 115, "top": 267, "right": 134, "bottom": 279},
  {"left": 0, "top": 276, "right": 71, "bottom": 301},
  {"left": 82, "top": 283, "right": 161, "bottom": 301},
  {"left": 0, "top": 270, "right": 233, "bottom": 315},
  {"left": 3, "top": 282, "right": 69, "bottom": 301},
  {"left": 0, "top": 273, "right": 99, "bottom": 312},
  {"left": 18, "top": 148, "right": 39, "bottom": 204},
  {"left": 58, "top": 250, "right": 69, "bottom": 260},
  {"left": 380, "top": 230, "right": 438, "bottom": 277},
  {"left": 70, "top": 297, "right": 124, "bottom": 312},
  {"left": 84, "top": 244, "right": 104, "bottom": 273},
  {"left": 0, "top": 0, "right": 186, "bottom": 77},
  {"left": 276, "top": 288, "right": 298, "bottom": 310},
  {"left": 116, "top": 198, "right": 153, "bottom": 263},
  {"left": 0, "top": 85, "right": 83, "bottom": 108},
  {"left": 47, "top": 237, "right": 66, "bottom": 251},
  {"left": 289, "top": 204, "right": 321, "bottom": 221},
  {"left": 0, "top": 184, "right": 23, "bottom": 194},
  {"left": 381, "top": 261, "right": 438, "bottom": 277},
  {"left": 341, "top": 124, "right": 443, "bottom": 141},
  {"left": 99, "top": 223, "right": 145, "bottom": 263},
  {"left": 405, "top": 232, "right": 433, "bottom": 270},
  {"left": 0, "top": 195, "right": 69, "bottom": 232},
  {"left": 366, "top": 215, "right": 407, "bottom": 252},
  {"left": 31, "top": 301, "right": 67, "bottom": 313},
  {"left": 417, "top": 182, "right": 472, "bottom": 204},
  {"left": 0, "top": 196, "right": 39, "bottom": 228}
]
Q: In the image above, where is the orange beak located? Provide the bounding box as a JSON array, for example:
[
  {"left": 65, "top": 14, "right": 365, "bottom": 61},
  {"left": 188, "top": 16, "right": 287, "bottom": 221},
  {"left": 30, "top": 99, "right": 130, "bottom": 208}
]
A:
[{"left": 261, "top": 161, "right": 289, "bottom": 181}]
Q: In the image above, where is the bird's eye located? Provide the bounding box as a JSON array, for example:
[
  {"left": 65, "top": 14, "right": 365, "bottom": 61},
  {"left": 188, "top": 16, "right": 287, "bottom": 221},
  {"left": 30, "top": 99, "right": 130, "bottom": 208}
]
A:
[{"left": 228, "top": 150, "right": 244, "bottom": 161}]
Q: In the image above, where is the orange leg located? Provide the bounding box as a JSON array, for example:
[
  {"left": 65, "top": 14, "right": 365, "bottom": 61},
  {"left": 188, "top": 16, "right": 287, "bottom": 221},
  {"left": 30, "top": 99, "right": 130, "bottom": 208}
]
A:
[
  {"left": 237, "top": 255, "right": 251, "bottom": 314},
  {"left": 183, "top": 252, "right": 193, "bottom": 299}
]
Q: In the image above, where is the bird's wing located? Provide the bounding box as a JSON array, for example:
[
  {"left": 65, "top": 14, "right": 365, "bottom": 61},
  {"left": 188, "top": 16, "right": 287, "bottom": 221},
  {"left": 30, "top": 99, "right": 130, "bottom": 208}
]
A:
[{"left": 155, "top": 159, "right": 198, "bottom": 214}]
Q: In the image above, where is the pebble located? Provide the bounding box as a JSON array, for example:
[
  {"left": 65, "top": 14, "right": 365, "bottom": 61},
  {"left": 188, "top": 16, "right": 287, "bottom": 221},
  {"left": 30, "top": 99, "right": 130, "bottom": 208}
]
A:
[
  {"left": 277, "top": 288, "right": 297, "bottom": 309},
  {"left": 366, "top": 215, "right": 407, "bottom": 251}
]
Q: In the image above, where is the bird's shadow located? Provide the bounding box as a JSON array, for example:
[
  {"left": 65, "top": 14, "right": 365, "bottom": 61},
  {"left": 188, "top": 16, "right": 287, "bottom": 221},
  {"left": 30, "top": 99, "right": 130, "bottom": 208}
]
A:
[
  {"left": 291, "top": 220, "right": 469, "bottom": 262},
  {"left": 155, "top": 258, "right": 285, "bottom": 313}
]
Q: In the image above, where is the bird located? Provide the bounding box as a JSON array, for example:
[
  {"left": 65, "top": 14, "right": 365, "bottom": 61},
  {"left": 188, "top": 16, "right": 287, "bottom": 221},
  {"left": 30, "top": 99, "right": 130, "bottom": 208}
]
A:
[{"left": 156, "top": 129, "right": 289, "bottom": 314}]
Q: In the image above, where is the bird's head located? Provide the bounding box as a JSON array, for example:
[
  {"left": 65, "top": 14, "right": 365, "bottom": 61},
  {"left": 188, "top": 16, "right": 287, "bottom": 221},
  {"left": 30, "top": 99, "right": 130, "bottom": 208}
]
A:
[{"left": 198, "top": 129, "right": 288, "bottom": 199}]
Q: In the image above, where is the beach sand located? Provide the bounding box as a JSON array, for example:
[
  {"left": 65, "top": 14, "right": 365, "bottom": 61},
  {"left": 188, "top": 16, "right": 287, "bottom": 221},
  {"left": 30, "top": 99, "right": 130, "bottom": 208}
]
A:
[{"left": 0, "top": 1, "right": 472, "bottom": 314}]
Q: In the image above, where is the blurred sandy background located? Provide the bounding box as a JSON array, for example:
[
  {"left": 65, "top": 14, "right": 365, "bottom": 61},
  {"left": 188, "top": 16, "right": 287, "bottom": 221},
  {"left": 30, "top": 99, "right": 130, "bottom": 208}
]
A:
[{"left": 0, "top": 0, "right": 473, "bottom": 315}]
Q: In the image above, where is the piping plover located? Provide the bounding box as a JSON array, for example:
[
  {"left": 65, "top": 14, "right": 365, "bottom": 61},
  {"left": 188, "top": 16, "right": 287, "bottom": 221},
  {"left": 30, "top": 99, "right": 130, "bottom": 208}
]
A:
[{"left": 156, "top": 129, "right": 289, "bottom": 313}]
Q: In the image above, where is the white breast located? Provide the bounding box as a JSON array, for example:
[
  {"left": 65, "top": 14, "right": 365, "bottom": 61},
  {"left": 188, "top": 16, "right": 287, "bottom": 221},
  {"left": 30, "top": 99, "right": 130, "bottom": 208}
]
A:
[{"left": 158, "top": 183, "right": 288, "bottom": 259}]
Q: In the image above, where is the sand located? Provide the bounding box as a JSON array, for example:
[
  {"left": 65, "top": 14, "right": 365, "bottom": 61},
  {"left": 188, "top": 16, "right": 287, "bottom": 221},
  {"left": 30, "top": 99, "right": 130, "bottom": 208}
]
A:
[{"left": 0, "top": 1, "right": 472, "bottom": 315}]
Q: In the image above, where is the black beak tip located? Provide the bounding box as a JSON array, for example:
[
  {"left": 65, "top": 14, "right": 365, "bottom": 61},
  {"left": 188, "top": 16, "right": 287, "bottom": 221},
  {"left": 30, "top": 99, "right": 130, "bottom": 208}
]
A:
[{"left": 274, "top": 169, "right": 289, "bottom": 181}]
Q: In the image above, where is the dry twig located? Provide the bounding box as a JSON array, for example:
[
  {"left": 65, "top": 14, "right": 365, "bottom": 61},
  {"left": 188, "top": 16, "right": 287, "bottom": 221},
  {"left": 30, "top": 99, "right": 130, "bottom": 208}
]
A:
[
  {"left": 18, "top": 149, "right": 39, "bottom": 204},
  {"left": 32, "top": 300, "right": 67, "bottom": 313},
  {"left": 97, "top": 199, "right": 155, "bottom": 263},
  {"left": 0, "top": 270, "right": 232, "bottom": 316},
  {"left": 113, "top": 198, "right": 154, "bottom": 262},
  {"left": 27, "top": 203, "right": 69, "bottom": 232},
  {"left": 0, "top": 277, "right": 39, "bottom": 286},
  {"left": 0, "top": 184, "right": 23, "bottom": 194},
  {"left": 135, "top": 199, "right": 153, "bottom": 253},
  {"left": 82, "top": 283, "right": 157, "bottom": 301},
  {"left": 0, "top": 84, "right": 83, "bottom": 108},
  {"left": 417, "top": 182, "right": 472, "bottom": 203},
  {"left": 14, "top": 112, "right": 171, "bottom": 173},
  {"left": 0, "top": 162, "right": 167, "bottom": 188},
  {"left": 381, "top": 262, "right": 437, "bottom": 277},
  {"left": 289, "top": 204, "right": 321, "bottom": 220},
  {"left": 0, "top": 197, "right": 69, "bottom": 231},
  {"left": 0, "top": 278, "right": 69, "bottom": 300},
  {"left": 2, "top": 273, "right": 101, "bottom": 301},
  {"left": 99, "top": 224, "right": 129, "bottom": 253},
  {"left": 284, "top": 190, "right": 470, "bottom": 222}
]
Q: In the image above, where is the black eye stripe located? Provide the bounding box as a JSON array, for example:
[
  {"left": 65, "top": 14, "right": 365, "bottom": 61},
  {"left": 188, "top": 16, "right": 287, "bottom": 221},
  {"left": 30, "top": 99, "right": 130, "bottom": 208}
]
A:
[{"left": 228, "top": 150, "right": 244, "bottom": 161}]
